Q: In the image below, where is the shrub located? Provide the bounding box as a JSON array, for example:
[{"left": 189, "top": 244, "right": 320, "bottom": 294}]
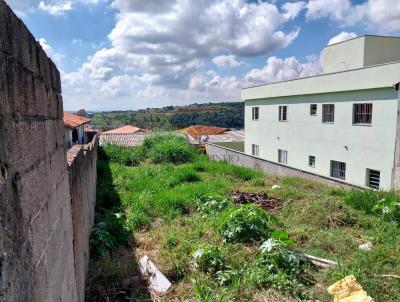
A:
[
  {"left": 192, "top": 245, "right": 224, "bottom": 274},
  {"left": 248, "top": 239, "right": 315, "bottom": 299},
  {"left": 345, "top": 190, "right": 400, "bottom": 223},
  {"left": 142, "top": 133, "right": 197, "bottom": 164},
  {"left": 102, "top": 144, "right": 141, "bottom": 166},
  {"left": 168, "top": 167, "right": 201, "bottom": 187},
  {"left": 90, "top": 211, "right": 130, "bottom": 258},
  {"left": 196, "top": 194, "right": 233, "bottom": 216},
  {"left": 220, "top": 204, "right": 277, "bottom": 243}
]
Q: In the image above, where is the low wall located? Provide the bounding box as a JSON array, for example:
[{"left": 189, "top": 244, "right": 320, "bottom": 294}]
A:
[
  {"left": 206, "top": 143, "right": 362, "bottom": 189},
  {"left": 67, "top": 136, "right": 98, "bottom": 302}
]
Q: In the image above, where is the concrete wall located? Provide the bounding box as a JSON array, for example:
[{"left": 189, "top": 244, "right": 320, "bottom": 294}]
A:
[
  {"left": 67, "top": 136, "right": 98, "bottom": 302},
  {"left": 244, "top": 88, "right": 398, "bottom": 189},
  {"left": 0, "top": 1, "right": 78, "bottom": 301},
  {"left": 364, "top": 36, "right": 400, "bottom": 67},
  {"left": 206, "top": 143, "right": 362, "bottom": 189},
  {"left": 0, "top": 3, "right": 97, "bottom": 301}
]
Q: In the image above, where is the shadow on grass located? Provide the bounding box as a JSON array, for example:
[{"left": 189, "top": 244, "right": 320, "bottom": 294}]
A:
[{"left": 85, "top": 147, "right": 152, "bottom": 302}]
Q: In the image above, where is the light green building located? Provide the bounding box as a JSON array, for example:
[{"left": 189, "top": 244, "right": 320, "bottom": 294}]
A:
[{"left": 243, "top": 35, "right": 400, "bottom": 190}]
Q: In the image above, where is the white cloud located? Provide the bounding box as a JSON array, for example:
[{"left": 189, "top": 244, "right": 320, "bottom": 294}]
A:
[
  {"left": 38, "top": 0, "right": 72, "bottom": 15},
  {"left": 62, "top": 0, "right": 307, "bottom": 109},
  {"left": 327, "top": 31, "right": 357, "bottom": 45},
  {"left": 212, "top": 55, "right": 242, "bottom": 68},
  {"left": 38, "top": 38, "right": 65, "bottom": 65},
  {"left": 244, "top": 55, "right": 321, "bottom": 86},
  {"left": 306, "top": 0, "right": 400, "bottom": 33}
]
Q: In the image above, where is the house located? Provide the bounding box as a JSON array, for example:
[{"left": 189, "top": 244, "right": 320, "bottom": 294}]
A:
[
  {"left": 102, "top": 125, "right": 146, "bottom": 134},
  {"left": 179, "top": 125, "right": 244, "bottom": 146},
  {"left": 243, "top": 35, "right": 400, "bottom": 190},
  {"left": 64, "top": 112, "right": 91, "bottom": 148}
]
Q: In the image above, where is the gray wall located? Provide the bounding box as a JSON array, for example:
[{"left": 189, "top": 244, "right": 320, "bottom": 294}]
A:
[
  {"left": 206, "top": 143, "right": 362, "bottom": 189},
  {"left": 0, "top": 2, "right": 97, "bottom": 301}
]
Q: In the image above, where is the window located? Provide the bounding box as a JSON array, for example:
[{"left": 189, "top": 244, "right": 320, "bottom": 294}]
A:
[
  {"left": 309, "top": 155, "right": 315, "bottom": 168},
  {"left": 279, "top": 106, "right": 288, "bottom": 121},
  {"left": 252, "top": 107, "right": 259, "bottom": 120},
  {"left": 251, "top": 144, "right": 259, "bottom": 156},
  {"left": 353, "top": 103, "right": 372, "bottom": 125},
  {"left": 330, "top": 160, "right": 346, "bottom": 180},
  {"left": 322, "top": 104, "right": 335, "bottom": 123},
  {"left": 310, "top": 104, "right": 317, "bottom": 116},
  {"left": 366, "top": 169, "right": 380, "bottom": 189},
  {"left": 278, "top": 149, "right": 288, "bottom": 164}
]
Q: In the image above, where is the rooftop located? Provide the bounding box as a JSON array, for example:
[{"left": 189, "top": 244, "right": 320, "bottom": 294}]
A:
[
  {"left": 63, "top": 112, "right": 91, "bottom": 128},
  {"left": 102, "top": 125, "right": 146, "bottom": 134},
  {"left": 179, "top": 125, "right": 228, "bottom": 139}
]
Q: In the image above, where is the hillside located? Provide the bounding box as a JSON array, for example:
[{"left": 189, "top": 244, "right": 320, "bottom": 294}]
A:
[{"left": 88, "top": 102, "right": 244, "bottom": 131}]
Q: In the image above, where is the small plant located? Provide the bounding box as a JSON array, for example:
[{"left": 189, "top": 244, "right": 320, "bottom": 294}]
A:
[
  {"left": 90, "top": 211, "right": 130, "bottom": 258},
  {"left": 196, "top": 194, "right": 233, "bottom": 216},
  {"left": 220, "top": 204, "right": 277, "bottom": 243},
  {"left": 192, "top": 245, "right": 224, "bottom": 274},
  {"left": 372, "top": 197, "right": 400, "bottom": 223},
  {"left": 249, "top": 239, "right": 315, "bottom": 299}
]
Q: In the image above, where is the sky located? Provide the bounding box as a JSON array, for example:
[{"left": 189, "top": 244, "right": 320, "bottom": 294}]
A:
[{"left": 5, "top": 0, "right": 400, "bottom": 111}]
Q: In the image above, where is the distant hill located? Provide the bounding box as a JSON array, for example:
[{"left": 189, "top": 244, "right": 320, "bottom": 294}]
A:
[{"left": 88, "top": 102, "right": 244, "bottom": 131}]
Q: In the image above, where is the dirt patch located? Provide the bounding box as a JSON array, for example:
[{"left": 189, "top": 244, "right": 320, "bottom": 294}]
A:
[{"left": 229, "top": 192, "right": 284, "bottom": 214}]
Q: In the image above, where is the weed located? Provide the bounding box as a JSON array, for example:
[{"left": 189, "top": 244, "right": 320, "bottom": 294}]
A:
[
  {"left": 220, "top": 204, "right": 277, "bottom": 243},
  {"left": 192, "top": 245, "right": 224, "bottom": 274},
  {"left": 196, "top": 194, "right": 233, "bottom": 216},
  {"left": 102, "top": 144, "right": 141, "bottom": 166}
]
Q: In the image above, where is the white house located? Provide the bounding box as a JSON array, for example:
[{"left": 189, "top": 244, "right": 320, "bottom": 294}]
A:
[
  {"left": 64, "top": 112, "right": 91, "bottom": 148},
  {"left": 243, "top": 35, "right": 400, "bottom": 190}
]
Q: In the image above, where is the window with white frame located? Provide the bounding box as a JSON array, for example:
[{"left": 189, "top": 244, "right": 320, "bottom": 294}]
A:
[
  {"left": 353, "top": 103, "right": 372, "bottom": 125},
  {"left": 278, "top": 149, "right": 288, "bottom": 164},
  {"left": 330, "top": 160, "right": 346, "bottom": 180},
  {"left": 309, "top": 155, "right": 315, "bottom": 168},
  {"left": 252, "top": 107, "right": 259, "bottom": 120},
  {"left": 322, "top": 104, "right": 334, "bottom": 123},
  {"left": 366, "top": 169, "right": 380, "bottom": 189},
  {"left": 310, "top": 104, "right": 317, "bottom": 116},
  {"left": 251, "top": 144, "right": 259, "bottom": 156},
  {"left": 279, "top": 106, "right": 288, "bottom": 121}
]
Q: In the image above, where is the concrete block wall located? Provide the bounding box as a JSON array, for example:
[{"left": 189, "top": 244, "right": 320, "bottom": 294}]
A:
[
  {"left": 0, "top": 2, "right": 96, "bottom": 301},
  {"left": 67, "top": 136, "right": 98, "bottom": 302}
]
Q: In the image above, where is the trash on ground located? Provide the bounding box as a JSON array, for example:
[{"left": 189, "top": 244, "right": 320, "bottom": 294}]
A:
[
  {"left": 302, "top": 254, "right": 338, "bottom": 269},
  {"left": 327, "top": 275, "right": 374, "bottom": 302},
  {"left": 272, "top": 185, "right": 281, "bottom": 189},
  {"left": 139, "top": 255, "right": 172, "bottom": 294},
  {"left": 229, "top": 192, "right": 284, "bottom": 214},
  {"left": 358, "top": 241, "right": 373, "bottom": 251}
]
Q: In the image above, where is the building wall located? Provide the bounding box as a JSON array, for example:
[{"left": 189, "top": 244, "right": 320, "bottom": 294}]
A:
[
  {"left": 0, "top": 1, "right": 78, "bottom": 301},
  {"left": 67, "top": 136, "right": 98, "bottom": 302},
  {"left": 244, "top": 88, "right": 398, "bottom": 189},
  {"left": 322, "top": 36, "right": 365, "bottom": 73},
  {"left": 363, "top": 36, "right": 400, "bottom": 67}
]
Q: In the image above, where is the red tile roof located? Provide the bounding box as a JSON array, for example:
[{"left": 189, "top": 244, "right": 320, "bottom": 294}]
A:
[
  {"left": 179, "top": 125, "right": 228, "bottom": 139},
  {"left": 102, "top": 125, "right": 146, "bottom": 134},
  {"left": 63, "top": 112, "right": 91, "bottom": 128}
]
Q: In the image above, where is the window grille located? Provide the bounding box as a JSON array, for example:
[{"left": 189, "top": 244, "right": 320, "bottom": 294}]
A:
[
  {"left": 353, "top": 103, "right": 372, "bottom": 125},
  {"left": 252, "top": 107, "right": 259, "bottom": 120},
  {"left": 251, "top": 144, "right": 259, "bottom": 156},
  {"left": 279, "top": 106, "right": 288, "bottom": 121},
  {"left": 322, "top": 104, "right": 334, "bottom": 123},
  {"left": 330, "top": 160, "right": 346, "bottom": 180},
  {"left": 309, "top": 155, "right": 315, "bottom": 167},
  {"left": 310, "top": 104, "right": 317, "bottom": 116},
  {"left": 366, "top": 169, "right": 380, "bottom": 189},
  {"left": 278, "top": 149, "right": 288, "bottom": 164}
]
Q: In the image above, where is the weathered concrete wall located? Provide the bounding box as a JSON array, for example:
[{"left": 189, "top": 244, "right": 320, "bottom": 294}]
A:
[
  {"left": 67, "top": 136, "right": 98, "bottom": 302},
  {"left": 206, "top": 143, "right": 363, "bottom": 189},
  {"left": 0, "top": 2, "right": 87, "bottom": 301}
]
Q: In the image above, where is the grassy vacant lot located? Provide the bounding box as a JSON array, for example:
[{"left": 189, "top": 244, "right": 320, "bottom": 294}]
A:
[{"left": 87, "top": 134, "right": 400, "bottom": 302}]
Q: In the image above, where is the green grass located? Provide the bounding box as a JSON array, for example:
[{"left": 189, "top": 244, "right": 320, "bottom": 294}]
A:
[{"left": 88, "top": 138, "right": 400, "bottom": 302}]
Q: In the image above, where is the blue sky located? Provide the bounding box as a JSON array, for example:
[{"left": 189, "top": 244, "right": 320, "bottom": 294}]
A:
[{"left": 5, "top": 0, "right": 400, "bottom": 111}]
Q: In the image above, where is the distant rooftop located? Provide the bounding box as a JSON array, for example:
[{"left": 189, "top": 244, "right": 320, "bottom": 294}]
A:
[
  {"left": 102, "top": 125, "right": 146, "bottom": 134},
  {"left": 63, "top": 112, "right": 91, "bottom": 128},
  {"left": 179, "top": 125, "right": 228, "bottom": 139}
]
